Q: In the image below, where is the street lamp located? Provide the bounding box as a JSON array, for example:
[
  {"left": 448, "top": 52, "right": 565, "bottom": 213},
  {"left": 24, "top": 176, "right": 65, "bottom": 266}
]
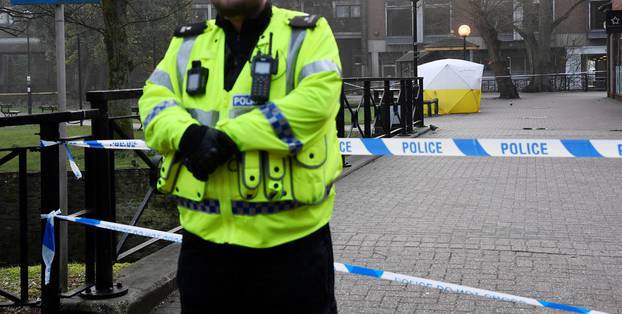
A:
[{"left": 458, "top": 24, "right": 471, "bottom": 61}]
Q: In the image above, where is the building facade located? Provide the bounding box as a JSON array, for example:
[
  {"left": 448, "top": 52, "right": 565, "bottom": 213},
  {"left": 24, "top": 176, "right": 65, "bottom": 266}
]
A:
[
  {"left": 606, "top": 0, "right": 622, "bottom": 98},
  {"left": 0, "top": 1, "right": 610, "bottom": 96}
]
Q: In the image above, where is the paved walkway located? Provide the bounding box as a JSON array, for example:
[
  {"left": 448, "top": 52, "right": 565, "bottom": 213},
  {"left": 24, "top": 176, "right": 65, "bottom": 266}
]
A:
[{"left": 152, "top": 92, "right": 622, "bottom": 313}]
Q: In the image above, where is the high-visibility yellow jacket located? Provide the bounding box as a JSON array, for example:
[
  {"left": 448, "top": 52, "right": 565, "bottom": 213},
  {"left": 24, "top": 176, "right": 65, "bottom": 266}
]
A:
[{"left": 138, "top": 6, "right": 343, "bottom": 248}]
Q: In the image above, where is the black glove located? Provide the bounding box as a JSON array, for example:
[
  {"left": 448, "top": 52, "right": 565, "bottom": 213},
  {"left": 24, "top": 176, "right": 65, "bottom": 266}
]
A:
[{"left": 179, "top": 125, "right": 239, "bottom": 181}]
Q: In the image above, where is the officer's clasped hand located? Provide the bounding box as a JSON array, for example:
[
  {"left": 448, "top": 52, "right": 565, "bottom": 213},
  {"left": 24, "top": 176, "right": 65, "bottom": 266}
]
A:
[{"left": 179, "top": 125, "right": 239, "bottom": 181}]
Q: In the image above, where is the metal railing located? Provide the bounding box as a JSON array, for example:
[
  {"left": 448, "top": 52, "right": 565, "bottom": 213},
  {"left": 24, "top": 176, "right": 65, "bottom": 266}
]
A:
[
  {"left": 0, "top": 146, "right": 37, "bottom": 307},
  {"left": 338, "top": 77, "right": 425, "bottom": 139},
  {"left": 0, "top": 110, "right": 100, "bottom": 312},
  {"left": 481, "top": 72, "right": 607, "bottom": 93},
  {"left": 0, "top": 76, "right": 425, "bottom": 312}
]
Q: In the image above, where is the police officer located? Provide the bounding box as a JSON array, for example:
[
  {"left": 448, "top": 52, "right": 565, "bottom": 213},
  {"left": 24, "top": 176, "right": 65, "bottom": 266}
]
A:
[{"left": 138, "top": 0, "right": 342, "bottom": 312}]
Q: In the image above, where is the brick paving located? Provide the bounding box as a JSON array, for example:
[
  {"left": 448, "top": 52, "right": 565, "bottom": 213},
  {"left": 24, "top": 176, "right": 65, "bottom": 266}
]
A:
[{"left": 152, "top": 92, "right": 622, "bottom": 313}]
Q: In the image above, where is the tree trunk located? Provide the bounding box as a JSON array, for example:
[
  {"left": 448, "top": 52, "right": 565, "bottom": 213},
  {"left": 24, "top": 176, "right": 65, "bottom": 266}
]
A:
[
  {"left": 101, "top": 0, "right": 134, "bottom": 138},
  {"left": 471, "top": 2, "right": 519, "bottom": 99},
  {"left": 491, "top": 62, "right": 518, "bottom": 98}
]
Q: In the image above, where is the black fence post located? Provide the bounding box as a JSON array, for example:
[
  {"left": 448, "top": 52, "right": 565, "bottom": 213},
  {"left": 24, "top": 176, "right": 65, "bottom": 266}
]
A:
[
  {"left": 83, "top": 93, "right": 127, "bottom": 299},
  {"left": 363, "top": 81, "right": 372, "bottom": 138},
  {"left": 400, "top": 80, "right": 409, "bottom": 135},
  {"left": 40, "top": 122, "right": 60, "bottom": 314},
  {"left": 405, "top": 79, "right": 414, "bottom": 133},
  {"left": 84, "top": 141, "right": 96, "bottom": 286},
  {"left": 18, "top": 149, "right": 28, "bottom": 304},
  {"left": 584, "top": 73, "right": 589, "bottom": 92},
  {"left": 414, "top": 77, "right": 425, "bottom": 127},
  {"left": 381, "top": 80, "right": 392, "bottom": 137},
  {"left": 337, "top": 85, "right": 346, "bottom": 139}
]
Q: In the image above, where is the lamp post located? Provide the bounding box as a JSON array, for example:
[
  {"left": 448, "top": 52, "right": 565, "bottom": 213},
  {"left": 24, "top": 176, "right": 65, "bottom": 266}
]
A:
[
  {"left": 411, "top": 0, "right": 419, "bottom": 78},
  {"left": 458, "top": 24, "right": 471, "bottom": 61},
  {"left": 25, "top": 12, "right": 32, "bottom": 115}
]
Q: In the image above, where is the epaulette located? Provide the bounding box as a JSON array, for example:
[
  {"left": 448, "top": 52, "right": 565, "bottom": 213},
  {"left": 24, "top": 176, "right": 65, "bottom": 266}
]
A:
[
  {"left": 174, "top": 22, "right": 207, "bottom": 37},
  {"left": 289, "top": 15, "right": 320, "bottom": 29}
]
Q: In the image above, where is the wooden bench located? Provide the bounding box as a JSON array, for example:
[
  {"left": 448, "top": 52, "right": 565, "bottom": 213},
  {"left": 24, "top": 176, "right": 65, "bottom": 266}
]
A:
[
  {"left": 1, "top": 104, "right": 20, "bottom": 117},
  {"left": 423, "top": 98, "right": 439, "bottom": 116},
  {"left": 39, "top": 105, "right": 58, "bottom": 113}
]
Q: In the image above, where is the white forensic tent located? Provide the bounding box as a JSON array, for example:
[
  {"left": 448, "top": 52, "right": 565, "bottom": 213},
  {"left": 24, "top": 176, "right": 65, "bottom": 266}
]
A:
[{"left": 418, "top": 59, "right": 484, "bottom": 115}]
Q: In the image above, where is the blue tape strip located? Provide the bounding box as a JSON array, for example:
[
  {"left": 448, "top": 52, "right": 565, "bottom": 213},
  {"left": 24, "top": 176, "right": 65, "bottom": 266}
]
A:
[
  {"left": 344, "top": 264, "right": 384, "bottom": 278},
  {"left": 538, "top": 300, "right": 591, "bottom": 313},
  {"left": 362, "top": 139, "right": 392, "bottom": 156},
  {"left": 74, "top": 217, "right": 102, "bottom": 227},
  {"left": 561, "top": 140, "right": 603, "bottom": 158},
  {"left": 453, "top": 139, "right": 490, "bottom": 156},
  {"left": 83, "top": 141, "right": 104, "bottom": 149}
]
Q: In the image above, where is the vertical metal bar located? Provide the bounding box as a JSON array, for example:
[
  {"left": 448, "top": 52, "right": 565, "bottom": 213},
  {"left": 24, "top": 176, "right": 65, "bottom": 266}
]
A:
[
  {"left": 337, "top": 84, "right": 346, "bottom": 139},
  {"left": 400, "top": 80, "right": 408, "bottom": 135},
  {"left": 92, "top": 99, "right": 115, "bottom": 292},
  {"left": 83, "top": 96, "right": 127, "bottom": 299},
  {"left": 382, "top": 80, "right": 392, "bottom": 136},
  {"left": 415, "top": 77, "right": 425, "bottom": 127},
  {"left": 406, "top": 79, "right": 414, "bottom": 133},
  {"left": 40, "top": 123, "right": 60, "bottom": 314},
  {"left": 363, "top": 80, "right": 371, "bottom": 138},
  {"left": 337, "top": 85, "right": 346, "bottom": 166},
  {"left": 84, "top": 146, "right": 96, "bottom": 285},
  {"left": 18, "top": 149, "right": 28, "bottom": 304}
]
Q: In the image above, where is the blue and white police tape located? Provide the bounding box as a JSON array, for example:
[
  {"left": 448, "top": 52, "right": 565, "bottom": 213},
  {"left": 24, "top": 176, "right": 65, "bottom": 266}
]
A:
[
  {"left": 64, "top": 143, "right": 83, "bottom": 179},
  {"left": 40, "top": 139, "right": 151, "bottom": 151},
  {"left": 42, "top": 138, "right": 622, "bottom": 159},
  {"left": 339, "top": 138, "right": 622, "bottom": 158},
  {"left": 39, "top": 141, "right": 83, "bottom": 179},
  {"left": 41, "top": 211, "right": 609, "bottom": 313},
  {"left": 42, "top": 210, "right": 61, "bottom": 285}
]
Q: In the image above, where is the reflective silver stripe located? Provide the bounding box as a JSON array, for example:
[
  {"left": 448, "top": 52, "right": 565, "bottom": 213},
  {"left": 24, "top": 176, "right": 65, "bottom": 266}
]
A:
[
  {"left": 286, "top": 29, "right": 307, "bottom": 94},
  {"left": 143, "top": 100, "right": 178, "bottom": 128},
  {"left": 148, "top": 69, "right": 174, "bottom": 93},
  {"left": 298, "top": 60, "right": 342, "bottom": 84},
  {"left": 176, "top": 37, "right": 197, "bottom": 93},
  {"left": 187, "top": 109, "right": 219, "bottom": 127}
]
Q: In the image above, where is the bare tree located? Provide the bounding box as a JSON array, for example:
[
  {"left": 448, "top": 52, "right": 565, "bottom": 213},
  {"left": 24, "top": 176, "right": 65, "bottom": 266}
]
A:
[
  {"left": 514, "top": 0, "right": 586, "bottom": 92},
  {"left": 460, "top": 0, "right": 519, "bottom": 99},
  {"left": 1, "top": 1, "right": 192, "bottom": 135}
]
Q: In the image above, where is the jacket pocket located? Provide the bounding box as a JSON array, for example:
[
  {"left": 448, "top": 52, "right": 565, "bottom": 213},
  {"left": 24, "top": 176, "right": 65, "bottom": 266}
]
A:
[
  {"left": 290, "top": 137, "right": 329, "bottom": 204},
  {"left": 172, "top": 165, "right": 207, "bottom": 202},
  {"left": 237, "top": 151, "right": 262, "bottom": 200},
  {"left": 157, "top": 152, "right": 182, "bottom": 194},
  {"left": 262, "top": 152, "right": 291, "bottom": 201}
]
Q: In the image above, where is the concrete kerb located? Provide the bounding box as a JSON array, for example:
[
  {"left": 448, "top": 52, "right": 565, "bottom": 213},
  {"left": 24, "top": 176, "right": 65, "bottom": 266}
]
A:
[{"left": 60, "top": 244, "right": 180, "bottom": 314}]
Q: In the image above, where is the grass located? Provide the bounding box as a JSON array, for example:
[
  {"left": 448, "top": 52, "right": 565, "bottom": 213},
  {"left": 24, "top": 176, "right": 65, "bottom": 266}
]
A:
[
  {"left": 0, "top": 263, "right": 131, "bottom": 306},
  {"left": 0, "top": 125, "right": 150, "bottom": 173}
]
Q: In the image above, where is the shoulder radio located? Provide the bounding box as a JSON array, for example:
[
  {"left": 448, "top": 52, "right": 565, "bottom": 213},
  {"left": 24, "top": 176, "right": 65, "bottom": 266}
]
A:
[{"left": 251, "top": 33, "right": 278, "bottom": 104}]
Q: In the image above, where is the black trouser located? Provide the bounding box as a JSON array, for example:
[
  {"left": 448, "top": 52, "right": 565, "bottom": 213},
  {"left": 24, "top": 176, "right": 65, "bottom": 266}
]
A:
[{"left": 177, "top": 224, "right": 337, "bottom": 314}]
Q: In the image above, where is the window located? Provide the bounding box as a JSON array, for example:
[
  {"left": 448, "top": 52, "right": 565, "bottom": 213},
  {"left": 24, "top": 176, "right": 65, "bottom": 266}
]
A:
[
  {"left": 334, "top": 1, "right": 360, "bottom": 18},
  {"left": 0, "top": 13, "right": 14, "bottom": 25},
  {"left": 386, "top": 0, "right": 413, "bottom": 37},
  {"left": 424, "top": 0, "right": 451, "bottom": 36},
  {"left": 590, "top": 0, "right": 608, "bottom": 30}
]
